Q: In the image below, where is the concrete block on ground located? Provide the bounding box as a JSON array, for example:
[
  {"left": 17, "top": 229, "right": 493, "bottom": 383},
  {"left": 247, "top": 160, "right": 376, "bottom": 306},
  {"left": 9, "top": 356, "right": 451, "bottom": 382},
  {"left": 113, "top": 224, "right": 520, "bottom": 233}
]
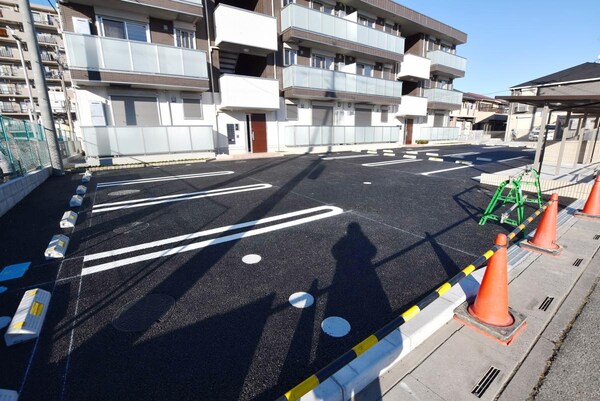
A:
[
  {"left": 44, "top": 234, "right": 69, "bottom": 259},
  {"left": 69, "top": 194, "right": 83, "bottom": 208}
]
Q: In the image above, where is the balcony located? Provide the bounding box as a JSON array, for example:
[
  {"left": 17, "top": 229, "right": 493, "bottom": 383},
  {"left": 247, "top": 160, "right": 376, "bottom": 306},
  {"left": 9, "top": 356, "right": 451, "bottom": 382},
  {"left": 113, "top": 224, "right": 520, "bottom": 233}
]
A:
[
  {"left": 81, "top": 125, "right": 214, "bottom": 157},
  {"left": 285, "top": 125, "right": 399, "bottom": 147},
  {"left": 64, "top": 33, "right": 209, "bottom": 89},
  {"left": 424, "top": 88, "right": 463, "bottom": 110},
  {"left": 397, "top": 54, "right": 430, "bottom": 81},
  {"left": 214, "top": 4, "right": 277, "bottom": 55},
  {"left": 427, "top": 50, "right": 466, "bottom": 78},
  {"left": 37, "top": 34, "right": 58, "bottom": 45},
  {"left": 397, "top": 95, "right": 427, "bottom": 117},
  {"left": 0, "top": 48, "right": 13, "bottom": 58},
  {"left": 283, "top": 65, "right": 403, "bottom": 103},
  {"left": 281, "top": 4, "right": 404, "bottom": 62},
  {"left": 219, "top": 74, "right": 279, "bottom": 110}
]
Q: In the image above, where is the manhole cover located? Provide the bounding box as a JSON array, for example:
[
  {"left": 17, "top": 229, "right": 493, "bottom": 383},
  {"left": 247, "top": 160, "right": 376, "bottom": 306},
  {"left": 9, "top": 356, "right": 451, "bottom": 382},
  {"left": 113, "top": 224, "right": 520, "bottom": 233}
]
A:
[
  {"left": 112, "top": 221, "right": 149, "bottom": 235},
  {"left": 112, "top": 294, "right": 175, "bottom": 332},
  {"left": 108, "top": 189, "right": 141, "bottom": 197}
]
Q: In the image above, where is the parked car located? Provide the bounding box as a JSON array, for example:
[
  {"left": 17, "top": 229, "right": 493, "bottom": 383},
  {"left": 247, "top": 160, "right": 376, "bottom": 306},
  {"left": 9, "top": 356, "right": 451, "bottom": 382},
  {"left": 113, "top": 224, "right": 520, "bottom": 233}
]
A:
[{"left": 528, "top": 125, "right": 556, "bottom": 141}]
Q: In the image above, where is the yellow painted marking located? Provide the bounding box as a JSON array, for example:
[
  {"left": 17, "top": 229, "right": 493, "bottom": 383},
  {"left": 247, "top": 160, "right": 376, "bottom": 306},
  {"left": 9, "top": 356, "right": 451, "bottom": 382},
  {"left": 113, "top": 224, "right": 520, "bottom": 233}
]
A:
[
  {"left": 483, "top": 250, "right": 495, "bottom": 260},
  {"left": 518, "top": 224, "right": 526, "bottom": 230},
  {"left": 285, "top": 375, "right": 320, "bottom": 401},
  {"left": 353, "top": 335, "right": 379, "bottom": 357},
  {"left": 12, "top": 321, "right": 24, "bottom": 329},
  {"left": 30, "top": 302, "right": 44, "bottom": 316},
  {"left": 463, "top": 264, "right": 476, "bottom": 275},
  {"left": 58, "top": 240, "right": 65, "bottom": 247},
  {"left": 436, "top": 282, "right": 452, "bottom": 295},
  {"left": 508, "top": 233, "right": 516, "bottom": 240},
  {"left": 401, "top": 305, "right": 420, "bottom": 322}
]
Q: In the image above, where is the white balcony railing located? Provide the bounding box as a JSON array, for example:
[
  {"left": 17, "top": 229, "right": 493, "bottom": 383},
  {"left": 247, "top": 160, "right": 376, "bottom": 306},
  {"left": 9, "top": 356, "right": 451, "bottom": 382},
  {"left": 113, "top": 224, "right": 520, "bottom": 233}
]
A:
[
  {"left": 285, "top": 125, "right": 400, "bottom": 147},
  {"left": 81, "top": 125, "right": 214, "bottom": 157},
  {"left": 281, "top": 4, "right": 404, "bottom": 55},
  {"left": 214, "top": 4, "right": 277, "bottom": 52},
  {"left": 424, "top": 88, "right": 463, "bottom": 105},
  {"left": 283, "top": 65, "right": 403, "bottom": 98},
  {"left": 397, "top": 54, "right": 430, "bottom": 80},
  {"left": 397, "top": 95, "right": 428, "bottom": 117},
  {"left": 64, "top": 33, "right": 208, "bottom": 79},
  {"left": 427, "top": 50, "right": 467, "bottom": 73},
  {"left": 219, "top": 74, "right": 279, "bottom": 110},
  {"left": 419, "top": 127, "right": 460, "bottom": 141}
]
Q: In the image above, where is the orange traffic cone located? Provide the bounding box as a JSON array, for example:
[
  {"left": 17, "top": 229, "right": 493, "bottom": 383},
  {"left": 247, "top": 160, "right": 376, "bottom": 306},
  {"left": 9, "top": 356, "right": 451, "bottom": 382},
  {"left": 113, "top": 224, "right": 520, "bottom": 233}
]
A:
[
  {"left": 576, "top": 175, "right": 600, "bottom": 219},
  {"left": 520, "top": 193, "right": 562, "bottom": 255},
  {"left": 468, "top": 233, "right": 513, "bottom": 327},
  {"left": 454, "top": 233, "right": 527, "bottom": 345}
]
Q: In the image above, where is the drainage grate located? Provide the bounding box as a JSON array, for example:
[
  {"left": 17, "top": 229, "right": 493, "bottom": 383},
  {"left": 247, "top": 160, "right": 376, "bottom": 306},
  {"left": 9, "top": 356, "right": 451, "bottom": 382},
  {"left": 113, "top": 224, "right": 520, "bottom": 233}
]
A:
[
  {"left": 472, "top": 366, "right": 500, "bottom": 398},
  {"left": 539, "top": 297, "right": 554, "bottom": 311},
  {"left": 573, "top": 258, "right": 584, "bottom": 267},
  {"left": 594, "top": 234, "right": 600, "bottom": 240}
]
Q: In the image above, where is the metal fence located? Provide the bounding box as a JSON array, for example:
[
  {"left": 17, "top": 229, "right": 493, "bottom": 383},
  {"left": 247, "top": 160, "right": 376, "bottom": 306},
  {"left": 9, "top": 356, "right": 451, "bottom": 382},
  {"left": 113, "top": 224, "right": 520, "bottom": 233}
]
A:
[
  {"left": 285, "top": 126, "right": 400, "bottom": 147},
  {"left": 419, "top": 127, "right": 460, "bottom": 141},
  {"left": 0, "top": 117, "right": 51, "bottom": 180}
]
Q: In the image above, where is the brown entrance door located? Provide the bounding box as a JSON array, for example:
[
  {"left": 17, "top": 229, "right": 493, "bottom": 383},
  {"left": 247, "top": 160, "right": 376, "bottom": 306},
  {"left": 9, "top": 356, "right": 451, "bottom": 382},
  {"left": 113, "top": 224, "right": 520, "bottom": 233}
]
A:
[
  {"left": 405, "top": 119, "right": 413, "bottom": 145},
  {"left": 250, "top": 114, "right": 267, "bottom": 153}
]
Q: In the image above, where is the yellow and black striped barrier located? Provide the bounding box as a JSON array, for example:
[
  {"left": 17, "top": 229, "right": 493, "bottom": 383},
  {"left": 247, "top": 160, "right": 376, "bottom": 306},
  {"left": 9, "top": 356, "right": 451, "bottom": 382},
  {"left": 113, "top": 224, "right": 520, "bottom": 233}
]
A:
[{"left": 277, "top": 200, "right": 552, "bottom": 401}]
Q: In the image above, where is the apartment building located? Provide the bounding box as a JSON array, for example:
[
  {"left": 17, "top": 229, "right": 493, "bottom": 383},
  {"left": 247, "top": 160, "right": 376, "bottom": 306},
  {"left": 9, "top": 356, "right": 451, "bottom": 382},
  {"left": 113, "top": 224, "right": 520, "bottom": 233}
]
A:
[
  {"left": 450, "top": 92, "right": 508, "bottom": 135},
  {"left": 0, "top": 0, "right": 74, "bottom": 123},
  {"left": 58, "top": 0, "right": 466, "bottom": 158}
]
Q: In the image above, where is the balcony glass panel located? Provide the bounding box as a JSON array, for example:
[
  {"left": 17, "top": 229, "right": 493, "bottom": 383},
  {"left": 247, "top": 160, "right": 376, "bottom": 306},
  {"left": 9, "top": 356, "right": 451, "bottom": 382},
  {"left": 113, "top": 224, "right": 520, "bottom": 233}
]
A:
[
  {"left": 424, "top": 88, "right": 463, "bottom": 105},
  {"left": 281, "top": 4, "right": 404, "bottom": 54},
  {"left": 64, "top": 32, "right": 208, "bottom": 79},
  {"left": 427, "top": 50, "right": 467, "bottom": 72}
]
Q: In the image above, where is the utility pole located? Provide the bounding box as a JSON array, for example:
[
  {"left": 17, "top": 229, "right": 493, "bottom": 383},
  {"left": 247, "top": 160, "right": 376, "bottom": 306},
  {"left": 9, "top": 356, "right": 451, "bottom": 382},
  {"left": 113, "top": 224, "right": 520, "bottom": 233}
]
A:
[{"left": 17, "top": 0, "right": 63, "bottom": 173}]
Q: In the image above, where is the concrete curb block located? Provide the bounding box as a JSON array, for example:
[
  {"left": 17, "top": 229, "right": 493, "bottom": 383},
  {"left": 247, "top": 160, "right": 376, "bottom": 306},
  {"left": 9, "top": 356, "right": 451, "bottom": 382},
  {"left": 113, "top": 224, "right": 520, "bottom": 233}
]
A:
[
  {"left": 403, "top": 155, "right": 417, "bottom": 159},
  {"left": 300, "top": 200, "right": 583, "bottom": 401},
  {"left": 69, "top": 195, "right": 83, "bottom": 208},
  {"left": 428, "top": 157, "right": 444, "bottom": 162},
  {"left": 60, "top": 211, "right": 78, "bottom": 228}
]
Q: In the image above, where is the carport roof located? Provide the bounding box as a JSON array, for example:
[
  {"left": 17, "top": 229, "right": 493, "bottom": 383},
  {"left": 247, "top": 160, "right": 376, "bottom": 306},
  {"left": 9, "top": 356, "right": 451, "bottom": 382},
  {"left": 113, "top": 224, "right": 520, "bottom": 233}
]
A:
[{"left": 495, "top": 95, "right": 600, "bottom": 116}]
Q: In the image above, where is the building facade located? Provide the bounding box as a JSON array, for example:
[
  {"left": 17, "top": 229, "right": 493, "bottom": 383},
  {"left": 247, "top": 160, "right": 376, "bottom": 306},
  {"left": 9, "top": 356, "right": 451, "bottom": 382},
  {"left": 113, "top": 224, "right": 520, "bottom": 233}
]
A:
[
  {"left": 450, "top": 92, "right": 508, "bottom": 137},
  {"left": 58, "top": 0, "right": 466, "bottom": 158},
  {"left": 0, "top": 0, "right": 74, "bottom": 125}
]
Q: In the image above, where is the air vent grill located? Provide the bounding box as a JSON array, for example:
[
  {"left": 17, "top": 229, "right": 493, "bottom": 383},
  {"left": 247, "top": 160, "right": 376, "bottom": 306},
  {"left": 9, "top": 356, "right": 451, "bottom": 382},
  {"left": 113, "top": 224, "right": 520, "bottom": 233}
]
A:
[
  {"left": 539, "top": 297, "right": 554, "bottom": 312},
  {"left": 573, "top": 258, "right": 584, "bottom": 267},
  {"left": 472, "top": 366, "right": 500, "bottom": 398}
]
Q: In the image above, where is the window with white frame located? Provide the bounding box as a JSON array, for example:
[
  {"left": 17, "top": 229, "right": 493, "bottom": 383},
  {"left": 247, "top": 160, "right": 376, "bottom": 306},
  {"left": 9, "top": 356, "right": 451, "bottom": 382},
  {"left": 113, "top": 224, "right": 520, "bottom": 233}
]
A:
[
  {"left": 312, "top": 54, "right": 334, "bottom": 70},
  {"left": 357, "top": 63, "right": 374, "bottom": 77},
  {"left": 175, "top": 28, "right": 195, "bottom": 49},
  {"left": 358, "top": 15, "right": 375, "bottom": 28},
  {"left": 284, "top": 48, "right": 297, "bottom": 66},
  {"left": 100, "top": 17, "right": 149, "bottom": 42}
]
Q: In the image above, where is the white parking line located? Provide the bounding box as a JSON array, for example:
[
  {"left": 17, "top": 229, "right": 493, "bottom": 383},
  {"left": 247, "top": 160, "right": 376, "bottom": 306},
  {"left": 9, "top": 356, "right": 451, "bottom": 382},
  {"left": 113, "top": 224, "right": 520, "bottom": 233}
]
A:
[
  {"left": 362, "top": 159, "right": 422, "bottom": 167},
  {"left": 82, "top": 205, "right": 344, "bottom": 276},
  {"left": 421, "top": 165, "right": 474, "bottom": 176},
  {"left": 405, "top": 149, "right": 439, "bottom": 153},
  {"left": 476, "top": 157, "right": 493, "bottom": 162},
  {"left": 92, "top": 183, "right": 272, "bottom": 213},
  {"left": 96, "top": 171, "right": 235, "bottom": 188},
  {"left": 498, "top": 156, "right": 528, "bottom": 162},
  {"left": 446, "top": 152, "right": 479, "bottom": 157},
  {"left": 321, "top": 154, "right": 379, "bottom": 160},
  {"left": 425, "top": 153, "right": 439, "bottom": 157}
]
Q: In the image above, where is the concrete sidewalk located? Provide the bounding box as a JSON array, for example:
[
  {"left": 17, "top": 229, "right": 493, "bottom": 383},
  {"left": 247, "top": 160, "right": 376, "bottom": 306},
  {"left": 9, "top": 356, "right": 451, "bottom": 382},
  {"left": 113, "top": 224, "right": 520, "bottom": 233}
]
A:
[{"left": 354, "top": 200, "right": 600, "bottom": 401}]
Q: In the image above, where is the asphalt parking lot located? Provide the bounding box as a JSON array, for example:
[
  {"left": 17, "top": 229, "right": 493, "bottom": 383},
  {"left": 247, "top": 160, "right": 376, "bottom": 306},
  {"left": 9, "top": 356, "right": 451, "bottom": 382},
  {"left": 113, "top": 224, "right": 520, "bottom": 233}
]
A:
[{"left": 1, "top": 144, "right": 556, "bottom": 401}]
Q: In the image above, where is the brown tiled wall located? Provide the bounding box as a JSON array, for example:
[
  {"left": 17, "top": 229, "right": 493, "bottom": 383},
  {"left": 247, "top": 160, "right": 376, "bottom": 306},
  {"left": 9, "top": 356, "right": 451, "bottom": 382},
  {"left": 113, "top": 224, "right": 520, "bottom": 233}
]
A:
[
  {"left": 61, "top": 4, "right": 97, "bottom": 34},
  {"left": 149, "top": 18, "right": 173, "bottom": 45}
]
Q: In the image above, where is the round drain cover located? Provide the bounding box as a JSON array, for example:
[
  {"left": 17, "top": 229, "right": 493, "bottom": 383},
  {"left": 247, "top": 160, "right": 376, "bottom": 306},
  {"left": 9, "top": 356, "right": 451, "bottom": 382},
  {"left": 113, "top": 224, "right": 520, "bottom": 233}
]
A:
[
  {"left": 113, "top": 221, "right": 149, "bottom": 235},
  {"left": 112, "top": 293, "right": 175, "bottom": 332},
  {"left": 289, "top": 292, "right": 314, "bottom": 309},
  {"left": 108, "top": 189, "right": 141, "bottom": 197},
  {"left": 321, "top": 316, "right": 351, "bottom": 337}
]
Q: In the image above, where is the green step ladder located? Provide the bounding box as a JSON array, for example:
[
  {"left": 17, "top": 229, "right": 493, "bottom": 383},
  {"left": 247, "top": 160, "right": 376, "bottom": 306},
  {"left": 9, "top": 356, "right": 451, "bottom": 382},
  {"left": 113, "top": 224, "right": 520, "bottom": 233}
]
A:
[{"left": 479, "top": 167, "right": 543, "bottom": 228}]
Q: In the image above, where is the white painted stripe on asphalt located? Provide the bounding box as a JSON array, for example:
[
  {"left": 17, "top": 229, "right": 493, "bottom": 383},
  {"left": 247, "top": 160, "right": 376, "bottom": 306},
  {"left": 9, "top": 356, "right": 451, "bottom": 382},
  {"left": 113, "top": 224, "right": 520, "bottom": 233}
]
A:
[
  {"left": 476, "top": 157, "right": 493, "bottom": 162},
  {"left": 498, "top": 156, "right": 528, "bottom": 162},
  {"left": 82, "top": 206, "right": 344, "bottom": 275},
  {"left": 321, "top": 154, "right": 379, "bottom": 160},
  {"left": 92, "top": 183, "right": 272, "bottom": 213},
  {"left": 405, "top": 149, "right": 439, "bottom": 153},
  {"left": 96, "top": 171, "right": 235, "bottom": 188},
  {"left": 362, "top": 159, "right": 422, "bottom": 167},
  {"left": 446, "top": 152, "right": 479, "bottom": 157},
  {"left": 421, "top": 165, "right": 474, "bottom": 176},
  {"left": 425, "top": 153, "right": 439, "bottom": 157},
  {"left": 405, "top": 151, "right": 418, "bottom": 155}
]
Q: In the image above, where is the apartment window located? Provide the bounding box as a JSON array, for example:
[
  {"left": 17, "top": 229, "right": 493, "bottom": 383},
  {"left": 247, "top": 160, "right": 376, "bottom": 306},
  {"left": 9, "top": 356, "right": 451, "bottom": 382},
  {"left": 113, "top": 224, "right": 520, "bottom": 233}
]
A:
[
  {"left": 175, "top": 29, "right": 195, "bottom": 49},
  {"left": 427, "top": 38, "right": 436, "bottom": 51},
  {"left": 381, "top": 106, "right": 388, "bottom": 123},
  {"left": 358, "top": 15, "right": 375, "bottom": 28},
  {"left": 282, "top": 0, "right": 296, "bottom": 5},
  {"left": 183, "top": 98, "right": 203, "bottom": 120},
  {"left": 312, "top": 105, "right": 333, "bottom": 125},
  {"left": 310, "top": 1, "right": 334, "bottom": 14},
  {"left": 312, "top": 54, "right": 334, "bottom": 70},
  {"left": 355, "top": 107, "right": 372, "bottom": 126},
  {"left": 383, "top": 65, "right": 393, "bottom": 80},
  {"left": 384, "top": 23, "right": 399, "bottom": 35},
  {"left": 286, "top": 103, "right": 298, "bottom": 121},
  {"left": 284, "top": 48, "right": 297, "bottom": 66},
  {"left": 357, "top": 63, "right": 374, "bottom": 77},
  {"left": 100, "top": 17, "right": 149, "bottom": 42},
  {"left": 111, "top": 96, "right": 159, "bottom": 126}
]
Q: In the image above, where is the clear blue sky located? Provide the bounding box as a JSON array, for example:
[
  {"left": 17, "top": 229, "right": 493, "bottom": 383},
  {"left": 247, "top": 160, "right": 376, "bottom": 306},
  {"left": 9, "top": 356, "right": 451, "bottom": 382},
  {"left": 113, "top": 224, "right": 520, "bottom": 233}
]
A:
[{"left": 31, "top": 0, "right": 600, "bottom": 96}]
